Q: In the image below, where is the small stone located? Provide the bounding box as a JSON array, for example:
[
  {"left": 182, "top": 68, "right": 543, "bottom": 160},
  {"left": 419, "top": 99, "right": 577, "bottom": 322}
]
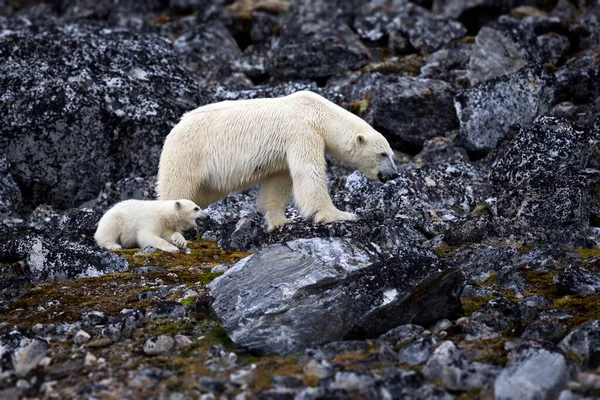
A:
[
  {"left": 230, "top": 369, "right": 256, "bottom": 386},
  {"left": 174, "top": 334, "right": 193, "bottom": 349},
  {"left": 303, "top": 359, "right": 334, "bottom": 379},
  {"left": 86, "top": 338, "right": 113, "bottom": 348},
  {"left": 272, "top": 375, "right": 305, "bottom": 389},
  {"left": 39, "top": 357, "right": 52, "bottom": 368},
  {"left": 84, "top": 352, "right": 97, "bottom": 367},
  {"left": 211, "top": 264, "right": 231, "bottom": 273},
  {"left": 16, "top": 379, "right": 30, "bottom": 389},
  {"left": 143, "top": 335, "right": 176, "bottom": 356},
  {"left": 73, "top": 330, "right": 91, "bottom": 345},
  {"left": 398, "top": 335, "right": 436, "bottom": 366},
  {"left": 81, "top": 311, "right": 107, "bottom": 327}
]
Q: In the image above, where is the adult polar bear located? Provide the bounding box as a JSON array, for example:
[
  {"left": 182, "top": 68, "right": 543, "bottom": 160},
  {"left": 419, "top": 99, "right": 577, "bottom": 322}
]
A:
[{"left": 157, "top": 91, "right": 398, "bottom": 231}]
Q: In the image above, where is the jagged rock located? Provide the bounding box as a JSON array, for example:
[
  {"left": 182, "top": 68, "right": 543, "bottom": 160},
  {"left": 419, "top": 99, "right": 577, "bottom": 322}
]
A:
[
  {"left": 0, "top": 152, "right": 21, "bottom": 219},
  {"left": 84, "top": 176, "right": 157, "bottom": 212},
  {"left": 267, "top": 3, "right": 369, "bottom": 80},
  {"left": 494, "top": 344, "right": 577, "bottom": 400},
  {"left": 379, "top": 324, "right": 426, "bottom": 347},
  {"left": 559, "top": 319, "right": 600, "bottom": 368},
  {"left": 538, "top": 32, "right": 571, "bottom": 65},
  {"left": 0, "top": 20, "right": 198, "bottom": 210},
  {"left": 350, "top": 72, "right": 458, "bottom": 150},
  {"left": 0, "top": 328, "right": 48, "bottom": 379},
  {"left": 556, "top": 50, "right": 600, "bottom": 105},
  {"left": 423, "top": 341, "right": 500, "bottom": 390},
  {"left": 555, "top": 265, "right": 600, "bottom": 295},
  {"left": 420, "top": 39, "right": 474, "bottom": 89},
  {"left": 520, "top": 309, "right": 571, "bottom": 344},
  {"left": 519, "top": 295, "right": 553, "bottom": 324},
  {"left": 0, "top": 225, "right": 128, "bottom": 282},
  {"left": 455, "top": 67, "right": 556, "bottom": 154},
  {"left": 388, "top": 6, "right": 467, "bottom": 54},
  {"left": 208, "top": 237, "right": 462, "bottom": 355},
  {"left": 466, "top": 298, "right": 520, "bottom": 340},
  {"left": 413, "top": 136, "right": 470, "bottom": 163},
  {"left": 171, "top": 21, "right": 242, "bottom": 85},
  {"left": 432, "top": 0, "right": 514, "bottom": 24},
  {"left": 466, "top": 19, "right": 541, "bottom": 86}
]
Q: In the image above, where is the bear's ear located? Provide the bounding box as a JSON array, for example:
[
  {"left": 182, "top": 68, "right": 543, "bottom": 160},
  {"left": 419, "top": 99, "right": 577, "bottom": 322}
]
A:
[
  {"left": 175, "top": 201, "right": 182, "bottom": 211},
  {"left": 356, "top": 134, "right": 365, "bottom": 145}
]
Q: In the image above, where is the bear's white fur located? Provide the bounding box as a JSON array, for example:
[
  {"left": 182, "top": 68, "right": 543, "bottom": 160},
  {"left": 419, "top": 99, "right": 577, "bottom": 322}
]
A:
[
  {"left": 157, "top": 90, "right": 398, "bottom": 231},
  {"left": 94, "top": 199, "right": 208, "bottom": 252}
]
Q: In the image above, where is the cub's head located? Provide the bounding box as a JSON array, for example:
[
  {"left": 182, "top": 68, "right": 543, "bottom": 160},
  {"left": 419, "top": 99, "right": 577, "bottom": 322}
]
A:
[
  {"left": 348, "top": 129, "right": 399, "bottom": 183},
  {"left": 174, "top": 199, "right": 209, "bottom": 229}
]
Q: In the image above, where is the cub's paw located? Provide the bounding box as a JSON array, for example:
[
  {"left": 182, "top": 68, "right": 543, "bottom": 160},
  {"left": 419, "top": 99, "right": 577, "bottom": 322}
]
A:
[
  {"left": 313, "top": 210, "right": 358, "bottom": 224},
  {"left": 160, "top": 244, "right": 181, "bottom": 253},
  {"left": 105, "top": 244, "right": 123, "bottom": 251},
  {"left": 171, "top": 234, "right": 188, "bottom": 249}
]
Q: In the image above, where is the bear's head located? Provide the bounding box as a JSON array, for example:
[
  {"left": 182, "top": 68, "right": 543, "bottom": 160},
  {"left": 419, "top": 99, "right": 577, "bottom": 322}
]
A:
[
  {"left": 174, "top": 199, "right": 209, "bottom": 229},
  {"left": 347, "top": 128, "right": 399, "bottom": 183}
]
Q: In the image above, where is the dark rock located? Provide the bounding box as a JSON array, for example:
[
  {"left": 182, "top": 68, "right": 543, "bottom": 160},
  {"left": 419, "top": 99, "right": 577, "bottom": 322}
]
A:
[
  {"left": 208, "top": 237, "right": 463, "bottom": 355},
  {"left": 494, "top": 344, "right": 577, "bottom": 400},
  {"left": 555, "top": 265, "right": 600, "bottom": 295},
  {"left": 467, "top": 298, "right": 521, "bottom": 340},
  {"left": 84, "top": 176, "right": 157, "bottom": 212},
  {"left": 537, "top": 32, "right": 571, "bottom": 65},
  {"left": 388, "top": 6, "right": 467, "bottom": 54},
  {"left": 432, "top": 0, "right": 514, "bottom": 28},
  {"left": 559, "top": 319, "right": 600, "bottom": 368},
  {"left": 0, "top": 20, "right": 198, "bottom": 210},
  {"left": 520, "top": 309, "right": 572, "bottom": 344},
  {"left": 149, "top": 301, "right": 187, "bottom": 320},
  {"left": 81, "top": 310, "right": 107, "bottom": 327},
  {"left": 353, "top": 0, "right": 408, "bottom": 43},
  {"left": 548, "top": 101, "right": 600, "bottom": 130},
  {"left": 171, "top": 21, "right": 242, "bottom": 85},
  {"left": 0, "top": 225, "right": 128, "bottom": 283},
  {"left": 519, "top": 295, "right": 553, "bottom": 324},
  {"left": 455, "top": 67, "right": 556, "bottom": 154},
  {"left": 420, "top": 39, "right": 474, "bottom": 89},
  {"left": 199, "top": 376, "right": 236, "bottom": 394},
  {"left": 0, "top": 152, "right": 21, "bottom": 219},
  {"left": 556, "top": 50, "right": 600, "bottom": 105},
  {"left": 466, "top": 19, "right": 541, "bottom": 86},
  {"left": 0, "top": 328, "right": 48, "bottom": 379},
  {"left": 413, "top": 136, "right": 470, "bottom": 163},
  {"left": 273, "top": 375, "right": 305, "bottom": 389},
  {"left": 267, "top": 3, "right": 369, "bottom": 80},
  {"left": 350, "top": 72, "right": 458, "bottom": 150}
]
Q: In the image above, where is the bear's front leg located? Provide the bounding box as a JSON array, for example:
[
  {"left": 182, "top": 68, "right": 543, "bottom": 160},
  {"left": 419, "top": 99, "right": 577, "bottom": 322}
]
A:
[
  {"left": 138, "top": 234, "right": 180, "bottom": 253},
  {"left": 258, "top": 172, "right": 293, "bottom": 232},
  {"left": 289, "top": 150, "right": 358, "bottom": 225},
  {"left": 171, "top": 232, "right": 188, "bottom": 249}
]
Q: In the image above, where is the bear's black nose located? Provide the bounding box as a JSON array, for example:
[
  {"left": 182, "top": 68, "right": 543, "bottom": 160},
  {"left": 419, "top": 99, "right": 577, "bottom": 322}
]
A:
[
  {"left": 389, "top": 172, "right": 399, "bottom": 181},
  {"left": 378, "top": 172, "right": 387, "bottom": 183},
  {"left": 196, "top": 215, "right": 210, "bottom": 225}
]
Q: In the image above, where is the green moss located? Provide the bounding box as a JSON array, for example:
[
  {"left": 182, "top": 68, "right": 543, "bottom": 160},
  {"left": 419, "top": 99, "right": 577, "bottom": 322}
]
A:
[
  {"left": 516, "top": 244, "right": 545, "bottom": 254},
  {"left": 570, "top": 249, "right": 600, "bottom": 260},
  {"left": 155, "top": 321, "right": 188, "bottom": 335},
  {"left": 461, "top": 296, "right": 495, "bottom": 317},
  {"left": 349, "top": 99, "right": 369, "bottom": 115},
  {"left": 180, "top": 297, "right": 195, "bottom": 306},
  {"left": 518, "top": 268, "right": 558, "bottom": 297},
  {"left": 551, "top": 295, "right": 600, "bottom": 329}
]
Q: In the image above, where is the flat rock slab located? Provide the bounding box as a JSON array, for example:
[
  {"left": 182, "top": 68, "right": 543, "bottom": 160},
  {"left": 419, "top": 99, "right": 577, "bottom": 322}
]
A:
[{"left": 208, "top": 237, "right": 463, "bottom": 355}]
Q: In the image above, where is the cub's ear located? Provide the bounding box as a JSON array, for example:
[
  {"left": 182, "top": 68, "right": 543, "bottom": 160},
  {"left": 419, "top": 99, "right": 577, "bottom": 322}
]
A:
[
  {"left": 175, "top": 201, "right": 182, "bottom": 211},
  {"left": 356, "top": 134, "right": 365, "bottom": 145}
]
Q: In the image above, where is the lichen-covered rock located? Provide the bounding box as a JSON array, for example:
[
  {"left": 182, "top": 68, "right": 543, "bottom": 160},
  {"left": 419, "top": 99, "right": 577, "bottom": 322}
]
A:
[
  {"left": 350, "top": 72, "right": 458, "bottom": 150},
  {"left": 420, "top": 39, "right": 473, "bottom": 89},
  {"left": 455, "top": 67, "right": 556, "bottom": 154},
  {"left": 0, "top": 20, "right": 198, "bottom": 210},
  {"left": 0, "top": 328, "right": 48, "bottom": 380},
  {"left": 267, "top": 3, "right": 369, "bottom": 80},
  {"left": 494, "top": 344, "right": 577, "bottom": 400},
  {"left": 208, "top": 237, "right": 463, "bottom": 355},
  {"left": 84, "top": 176, "right": 157, "bottom": 212},
  {"left": 538, "top": 32, "right": 571, "bottom": 65},
  {"left": 555, "top": 265, "right": 600, "bottom": 295},
  {"left": 466, "top": 19, "right": 541, "bottom": 86},
  {"left": 520, "top": 309, "right": 571, "bottom": 344},
  {"left": 559, "top": 319, "right": 600, "bottom": 368},
  {"left": 0, "top": 152, "right": 21, "bottom": 219}
]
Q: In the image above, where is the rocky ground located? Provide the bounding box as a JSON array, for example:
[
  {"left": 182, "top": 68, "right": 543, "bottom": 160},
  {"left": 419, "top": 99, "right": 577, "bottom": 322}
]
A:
[{"left": 2, "top": 0, "right": 600, "bottom": 399}]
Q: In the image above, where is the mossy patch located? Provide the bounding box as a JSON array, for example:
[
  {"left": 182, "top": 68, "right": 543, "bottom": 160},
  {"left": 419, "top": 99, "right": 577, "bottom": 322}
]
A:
[
  {"left": 551, "top": 295, "right": 600, "bottom": 330},
  {"left": 570, "top": 249, "right": 600, "bottom": 260},
  {"left": 461, "top": 296, "right": 496, "bottom": 317}
]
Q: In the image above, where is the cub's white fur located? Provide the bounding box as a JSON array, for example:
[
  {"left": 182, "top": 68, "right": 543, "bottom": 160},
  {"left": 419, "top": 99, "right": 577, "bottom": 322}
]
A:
[
  {"left": 94, "top": 199, "right": 208, "bottom": 252},
  {"left": 157, "top": 90, "right": 397, "bottom": 231}
]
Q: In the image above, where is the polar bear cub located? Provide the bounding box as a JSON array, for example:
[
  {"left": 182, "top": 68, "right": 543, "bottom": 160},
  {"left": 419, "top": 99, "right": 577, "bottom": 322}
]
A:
[
  {"left": 94, "top": 199, "right": 208, "bottom": 252},
  {"left": 157, "top": 90, "right": 398, "bottom": 231}
]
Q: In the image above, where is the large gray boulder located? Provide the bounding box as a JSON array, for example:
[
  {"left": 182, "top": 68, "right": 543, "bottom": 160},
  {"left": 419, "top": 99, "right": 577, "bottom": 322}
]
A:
[{"left": 208, "top": 237, "right": 463, "bottom": 355}]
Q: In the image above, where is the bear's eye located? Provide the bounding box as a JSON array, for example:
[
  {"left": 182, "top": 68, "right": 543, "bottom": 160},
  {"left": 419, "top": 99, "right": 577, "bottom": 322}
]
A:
[
  {"left": 193, "top": 207, "right": 200, "bottom": 211},
  {"left": 380, "top": 152, "right": 387, "bottom": 158}
]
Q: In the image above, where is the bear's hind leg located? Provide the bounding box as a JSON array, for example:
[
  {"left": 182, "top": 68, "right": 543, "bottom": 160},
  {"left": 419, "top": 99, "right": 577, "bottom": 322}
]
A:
[
  {"left": 138, "top": 233, "right": 179, "bottom": 253},
  {"left": 258, "top": 172, "right": 293, "bottom": 231},
  {"left": 94, "top": 216, "right": 123, "bottom": 250}
]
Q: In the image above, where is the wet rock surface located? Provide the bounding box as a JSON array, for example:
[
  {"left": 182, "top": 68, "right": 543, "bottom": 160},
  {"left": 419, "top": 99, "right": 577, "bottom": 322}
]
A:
[{"left": 1, "top": 0, "right": 600, "bottom": 399}]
